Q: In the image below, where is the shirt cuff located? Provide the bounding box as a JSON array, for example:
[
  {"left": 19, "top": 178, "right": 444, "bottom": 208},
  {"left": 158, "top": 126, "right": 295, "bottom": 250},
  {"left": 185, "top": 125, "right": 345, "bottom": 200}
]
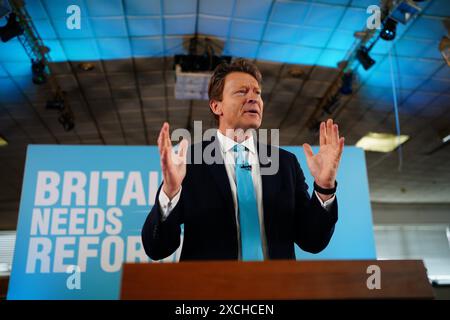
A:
[
  {"left": 158, "top": 186, "right": 182, "bottom": 221},
  {"left": 314, "top": 191, "right": 335, "bottom": 211}
]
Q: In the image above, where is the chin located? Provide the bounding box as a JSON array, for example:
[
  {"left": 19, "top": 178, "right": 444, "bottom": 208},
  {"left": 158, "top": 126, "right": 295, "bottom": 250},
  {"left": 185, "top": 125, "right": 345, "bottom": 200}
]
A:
[{"left": 241, "top": 120, "right": 261, "bottom": 130}]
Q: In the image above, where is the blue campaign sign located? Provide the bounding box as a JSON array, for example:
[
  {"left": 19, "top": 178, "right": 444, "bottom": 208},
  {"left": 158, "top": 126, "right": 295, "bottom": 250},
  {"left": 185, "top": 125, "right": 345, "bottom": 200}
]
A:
[
  {"left": 8, "top": 145, "right": 375, "bottom": 299},
  {"left": 8, "top": 145, "right": 165, "bottom": 299}
]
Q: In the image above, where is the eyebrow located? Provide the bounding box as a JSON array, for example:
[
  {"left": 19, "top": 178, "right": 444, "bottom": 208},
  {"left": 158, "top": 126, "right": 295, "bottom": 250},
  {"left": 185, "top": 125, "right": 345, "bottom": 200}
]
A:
[{"left": 235, "top": 85, "right": 261, "bottom": 90}]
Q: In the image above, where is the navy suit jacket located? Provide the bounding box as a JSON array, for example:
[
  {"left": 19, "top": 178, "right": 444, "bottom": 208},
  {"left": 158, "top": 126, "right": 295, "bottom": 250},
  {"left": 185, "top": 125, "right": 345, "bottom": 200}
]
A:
[{"left": 142, "top": 136, "right": 338, "bottom": 261}]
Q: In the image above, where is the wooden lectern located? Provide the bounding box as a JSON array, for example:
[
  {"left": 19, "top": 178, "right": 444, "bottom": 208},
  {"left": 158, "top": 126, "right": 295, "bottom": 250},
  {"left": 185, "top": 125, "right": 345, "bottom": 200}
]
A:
[{"left": 120, "top": 260, "right": 434, "bottom": 300}]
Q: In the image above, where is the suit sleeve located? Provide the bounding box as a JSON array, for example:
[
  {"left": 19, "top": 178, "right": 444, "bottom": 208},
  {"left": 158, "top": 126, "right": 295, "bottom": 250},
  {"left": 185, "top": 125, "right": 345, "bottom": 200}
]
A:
[
  {"left": 292, "top": 154, "right": 338, "bottom": 254},
  {"left": 141, "top": 183, "right": 184, "bottom": 260}
]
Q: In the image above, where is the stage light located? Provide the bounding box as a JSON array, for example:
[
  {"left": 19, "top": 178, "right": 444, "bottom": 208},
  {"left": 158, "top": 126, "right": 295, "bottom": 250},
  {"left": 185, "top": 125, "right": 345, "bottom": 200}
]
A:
[
  {"left": 340, "top": 72, "right": 353, "bottom": 95},
  {"left": 0, "top": 0, "right": 11, "bottom": 18},
  {"left": 356, "top": 47, "right": 376, "bottom": 70},
  {"left": 380, "top": 18, "right": 397, "bottom": 41},
  {"left": 390, "top": 0, "right": 422, "bottom": 25},
  {"left": 0, "top": 12, "right": 24, "bottom": 42},
  {"left": 31, "top": 59, "right": 47, "bottom": 85}
]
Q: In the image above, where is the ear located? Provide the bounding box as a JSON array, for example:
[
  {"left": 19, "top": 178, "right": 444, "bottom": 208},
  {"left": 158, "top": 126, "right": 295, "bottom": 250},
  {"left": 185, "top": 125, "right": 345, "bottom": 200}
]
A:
[{"left": 209, "top": 99, "right": 223, "bottom": 117}]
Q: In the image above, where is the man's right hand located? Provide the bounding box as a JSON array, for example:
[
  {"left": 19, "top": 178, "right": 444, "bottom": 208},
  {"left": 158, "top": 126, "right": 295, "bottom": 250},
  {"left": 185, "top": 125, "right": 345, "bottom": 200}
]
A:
[{"left": 157, "top": 122, "right": 188, "bottom": 200}]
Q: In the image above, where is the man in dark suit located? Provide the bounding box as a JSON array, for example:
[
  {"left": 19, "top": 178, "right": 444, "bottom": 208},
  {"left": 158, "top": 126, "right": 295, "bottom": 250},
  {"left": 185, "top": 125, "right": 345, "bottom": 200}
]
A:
[{"left": 142, "top": 59, "right": 344, "bottom": 261}]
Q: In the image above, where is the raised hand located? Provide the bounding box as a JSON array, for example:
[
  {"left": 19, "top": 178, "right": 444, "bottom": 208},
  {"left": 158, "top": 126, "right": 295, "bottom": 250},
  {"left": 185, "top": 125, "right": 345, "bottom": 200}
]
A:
[
  {"left": 302, "top": 119, "right": 344, "bottom": 193},
  {"left": 157, "top": 122, "right": 188, "bottom": 199}
]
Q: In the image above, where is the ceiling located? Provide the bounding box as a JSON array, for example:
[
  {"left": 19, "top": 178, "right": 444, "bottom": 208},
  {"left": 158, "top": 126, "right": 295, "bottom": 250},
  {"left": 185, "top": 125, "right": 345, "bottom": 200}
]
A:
[{"left": 0, "top": 0, "right": 450, "bottom": 229}]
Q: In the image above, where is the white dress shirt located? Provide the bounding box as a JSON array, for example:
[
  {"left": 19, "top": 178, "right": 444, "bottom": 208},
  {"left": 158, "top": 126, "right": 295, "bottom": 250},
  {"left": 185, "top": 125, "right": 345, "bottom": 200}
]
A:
[{"left": 158, "top": 130, "right": 335, "bottom": 259}]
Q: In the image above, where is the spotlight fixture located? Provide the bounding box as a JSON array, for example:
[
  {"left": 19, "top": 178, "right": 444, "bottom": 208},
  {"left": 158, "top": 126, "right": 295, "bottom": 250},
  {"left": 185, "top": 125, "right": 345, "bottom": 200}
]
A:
[
  {"left": 0, "top": 0, "right": 11, "bottom": 18},
  {"left": 340, "top": 72, "right": 353, "bottom": 95},
  {"left": 390, "top": 0, "right": 422, "bottom": 25},
  {"left": 0, "top": 12, "right": 24, "bottom": 42},
  {"left": 356, "top": 47, "right": 376, "bottom": 70},
  {"left": 380, "top": 18, "right": 397, "bottom": 41},
  {"left": 31, "top": 59, "right": 47, "bottom": 85}
]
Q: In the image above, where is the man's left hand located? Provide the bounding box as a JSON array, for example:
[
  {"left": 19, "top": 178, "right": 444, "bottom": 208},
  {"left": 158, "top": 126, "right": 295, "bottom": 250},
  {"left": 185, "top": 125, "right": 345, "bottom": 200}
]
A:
[{"left": 303, "top": 119, "right": 344, "bottom": 200}]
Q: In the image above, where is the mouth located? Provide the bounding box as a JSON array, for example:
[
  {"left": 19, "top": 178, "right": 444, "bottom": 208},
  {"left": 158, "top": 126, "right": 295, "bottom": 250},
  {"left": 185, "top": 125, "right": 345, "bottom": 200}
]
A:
[{"left": 243, "top": 108, "right": 260, "bottom": 117}]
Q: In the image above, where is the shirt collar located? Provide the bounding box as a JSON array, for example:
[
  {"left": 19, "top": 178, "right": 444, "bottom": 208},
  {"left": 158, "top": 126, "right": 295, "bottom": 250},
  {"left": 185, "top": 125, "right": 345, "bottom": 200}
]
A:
[{"left": 216, "top": 129, "right": 256, "bottom": 154}]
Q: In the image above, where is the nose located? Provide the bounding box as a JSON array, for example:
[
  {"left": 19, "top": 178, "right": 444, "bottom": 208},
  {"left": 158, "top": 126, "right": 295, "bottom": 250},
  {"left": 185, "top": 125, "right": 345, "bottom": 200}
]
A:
[
  {"left": 246, "top": 91, "right": 259, "bottom": 104},
  {"left": 247, "top": 97, "right": 257, "bottom": 104}
]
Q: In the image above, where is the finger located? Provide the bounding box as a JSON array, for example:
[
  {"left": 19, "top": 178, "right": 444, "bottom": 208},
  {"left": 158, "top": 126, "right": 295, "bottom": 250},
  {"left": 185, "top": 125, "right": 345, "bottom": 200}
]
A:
[
  {"left": 337, "top": 137, "right": 345, "bottom": 160},
  {"left": 332, "top": 124, "right": 338, "bottom": 145},
  {"left": 160, "top": 147, "right": 167, "bottom": 173},
  {"left": 160, "top": 125, "right": 171, "bottom": 160},
  {"left": 162, "top": 122, "right": 168, "bottom": 148},
  {"left": 158, "top": 135, "right": 167, "bottom": 164},
  {"left": 163, "top": 122, "right": 172, "bottom": 153},
  {"left": 157, "top": 123, "right": 165, "bottom": 150},
  {"left": 303, "top": 143, "right": 314, "bottom": 160},
  {"left": 161, "top": 144, "right": 172, "bottom": 171},
  {"left": 326, "top": 119, "right": 333, "bottom": 145},
  {"left": 319, "top": 122, "right": 325, "bottom": 146},
  {"left": 335, "top": 123, "right": 340, "bottom": 146},
  {"left": 158, "top": 126, "right": 170, "bottom": 165}
]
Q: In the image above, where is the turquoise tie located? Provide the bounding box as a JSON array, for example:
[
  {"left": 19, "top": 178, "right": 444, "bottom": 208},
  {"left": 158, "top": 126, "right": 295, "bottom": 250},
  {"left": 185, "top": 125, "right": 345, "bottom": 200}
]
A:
[{"left": 233, "top": 144, "right": 263, "bottom": 261}]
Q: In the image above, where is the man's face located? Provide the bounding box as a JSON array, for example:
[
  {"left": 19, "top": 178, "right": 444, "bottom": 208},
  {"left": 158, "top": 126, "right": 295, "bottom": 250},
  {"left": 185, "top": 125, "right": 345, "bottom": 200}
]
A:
[{"left": 211, "top": 72, "right": 264, "bottom": 131}]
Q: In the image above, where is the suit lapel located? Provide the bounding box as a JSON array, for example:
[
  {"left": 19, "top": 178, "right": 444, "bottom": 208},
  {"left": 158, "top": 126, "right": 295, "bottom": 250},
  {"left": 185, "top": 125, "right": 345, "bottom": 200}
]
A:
[
  {"left": 204, "top": 137, "right": 235, "bottom": 219},
  {"left": 257, "top": 142, "right": 280, "bottom": 242}
]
